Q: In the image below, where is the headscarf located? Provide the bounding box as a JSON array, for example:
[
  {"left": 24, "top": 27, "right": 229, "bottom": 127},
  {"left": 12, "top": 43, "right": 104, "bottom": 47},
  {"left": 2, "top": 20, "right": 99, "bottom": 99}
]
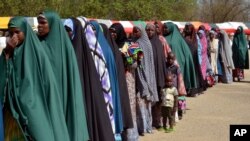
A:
[
  {"left": 183, "top": 23, "right": 198, "bottom": 49},
  {"left": 63, "top": 18, "right": 75, "bottom": 39},
  {"left": 164, "top": 22, "right": 197, "bottom": 89},
  {"left": 146, "top": 23, "right": 167, "bottom": 89},
  {"left": 198, "top": 30, "right": 208, "bottom": 79},
  {"left": 110, "top": 23, "right": 128, "bottom": 48},
  {"left": 0, "top": 16, "right": 70, "bottom": 141},
  {"left": 37, "top": 11, "right": 89, "bottom": 141},
  {"left": 77, "top": 16, "right": 115, "bottom": 141},
  {"left": 109, "top": 23, "right": 143, "bottom": 69},
  {"left": 232, "top": 26, "right": 249, "bottom": 69},
  {"left": 220, "top": 30, "right": 235, "bottom": 69},
  {"left": 154, "top": 21, "right": 164, "bottom": 35},
  {"left": 90, "top": 20, "right": 124, "bottom": 134},
  {"left": 100, "top": 23, "right": 133, "bottom": 130},
  {"left": 135, "top": 25, "right": 158, "bottom": 102},
  {"left": 68, "top": 18, "right": 115, "bottom": 141}
]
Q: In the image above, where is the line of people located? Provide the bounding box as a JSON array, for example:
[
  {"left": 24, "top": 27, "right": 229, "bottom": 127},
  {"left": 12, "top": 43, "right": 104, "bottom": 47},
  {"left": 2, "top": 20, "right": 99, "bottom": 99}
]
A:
[{"left": 0, "top": 10, "right": 249, "bottom": 141}]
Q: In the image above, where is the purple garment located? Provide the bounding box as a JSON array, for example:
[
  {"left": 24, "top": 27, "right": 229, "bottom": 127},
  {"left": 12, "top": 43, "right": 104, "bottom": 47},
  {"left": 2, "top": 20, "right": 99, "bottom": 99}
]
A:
[{"left": 77, "top": 17, "right": 115, "bottom": 133}]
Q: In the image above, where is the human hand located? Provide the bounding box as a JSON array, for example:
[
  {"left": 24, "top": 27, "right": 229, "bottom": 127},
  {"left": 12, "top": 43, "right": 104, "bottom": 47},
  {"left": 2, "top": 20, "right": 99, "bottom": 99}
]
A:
[{"left": 6, "top": 35, "right": 18, "bottom": 49}]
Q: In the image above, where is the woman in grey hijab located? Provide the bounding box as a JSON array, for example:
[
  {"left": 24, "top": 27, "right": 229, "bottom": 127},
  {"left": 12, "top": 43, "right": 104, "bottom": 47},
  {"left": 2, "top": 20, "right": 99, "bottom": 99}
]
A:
[
  {"left": 218, "top": 30, "right": 235, "bottom": 83},
  {"left": 133, "top": 25, "right": 158, "bottom": 135}
]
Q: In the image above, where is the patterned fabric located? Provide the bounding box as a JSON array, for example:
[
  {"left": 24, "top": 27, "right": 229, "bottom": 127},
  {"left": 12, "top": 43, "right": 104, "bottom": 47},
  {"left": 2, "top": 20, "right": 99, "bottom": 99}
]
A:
[
  {"left": 136, "top": 95, "right": 152, "bottom": 133},
  {"left": 123, "top": 71, "right": 139, "bottom": 141},
  {"left": 120, "top": 42, "right": 141, "bottom": 141},
  {"left": 121, "top": 42, "right": 143, "bottom": 67},
  {"left": 77, "top": 17, "right": 115, "bottom": 133},
  {"left": 90, "top": 21, "right": 123, "bottom": 135},
  {"left": 135, "top": 25, "right": 158, "bottom": 102},
  {"left": 134, "top": 25, "right": 156, "bottom": 134},
  {"left": 199, "top": 30, "right": 208, "bottom": 80}
]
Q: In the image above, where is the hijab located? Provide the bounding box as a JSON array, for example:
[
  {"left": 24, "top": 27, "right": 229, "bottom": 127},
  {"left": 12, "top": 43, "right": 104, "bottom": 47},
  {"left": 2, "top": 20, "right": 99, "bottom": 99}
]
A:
[
  {"left": 67, "top": 18, "right": 115, "bottom": 141},
  {"left": 164, "top": 22, "right": 197, "bottom": 89},
  {"left": 232, "top": 26, "right": 249, "bottom": 69},
  {"left": 90, "top": 20, "right": 124, "bottom": 134},
  {"left": 146, "top": 23, "right": 167, "bottom": 89},
  {"left": 220, "top": 30, "right": 235, "bottom": 69},
  {"left": 1, "top": 16, "right": 70, "bottom": 141},
  {"left": 77, "top": 16, "right": 116, "bottom": 141},
  {"left": 38, "top": 11, "right": 89, "bottom": 141},
  {"left": 100, "top": 23, "right": 133, "bottom": 130},
  {"left": 135, "top": 25, "right": 158, "bottom": 102},
  {"left": 110, "top": 23, "right": 128, "bottom": 48}
]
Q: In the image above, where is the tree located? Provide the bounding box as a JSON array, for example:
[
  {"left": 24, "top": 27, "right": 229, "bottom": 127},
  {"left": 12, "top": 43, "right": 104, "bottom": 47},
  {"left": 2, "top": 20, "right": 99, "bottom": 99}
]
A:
[
  {"left": 0, "top": 0, "right": 198, "bottom": 21},
  {"left": 197, "top": 0, "right": 250, "bottom": 22}
]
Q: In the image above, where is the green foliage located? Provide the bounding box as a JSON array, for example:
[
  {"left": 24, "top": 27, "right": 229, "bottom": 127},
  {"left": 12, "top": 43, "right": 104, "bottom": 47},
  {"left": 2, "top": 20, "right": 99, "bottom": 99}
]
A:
[{"left": 0, "top": 0, "right": 197, "bottom": 21}]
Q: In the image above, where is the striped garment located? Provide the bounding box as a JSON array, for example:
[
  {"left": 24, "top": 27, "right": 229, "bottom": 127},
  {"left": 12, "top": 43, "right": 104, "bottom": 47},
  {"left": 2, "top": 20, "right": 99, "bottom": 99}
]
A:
[{"left": 77, "top": 17, "right": 115, "bottom": 133}]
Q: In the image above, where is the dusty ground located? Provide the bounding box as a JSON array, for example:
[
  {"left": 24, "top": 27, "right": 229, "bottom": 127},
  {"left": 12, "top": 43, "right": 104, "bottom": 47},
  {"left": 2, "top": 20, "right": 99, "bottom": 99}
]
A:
[{"left": 140, "top": 53, "right": 250, "bottom": 141}]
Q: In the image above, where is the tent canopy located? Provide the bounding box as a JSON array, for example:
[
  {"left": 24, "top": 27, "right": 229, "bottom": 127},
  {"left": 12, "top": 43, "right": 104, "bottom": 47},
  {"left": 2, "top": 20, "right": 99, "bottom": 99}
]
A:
[{"left": 0, "top": 17, "right": 11, "bottom": 29}]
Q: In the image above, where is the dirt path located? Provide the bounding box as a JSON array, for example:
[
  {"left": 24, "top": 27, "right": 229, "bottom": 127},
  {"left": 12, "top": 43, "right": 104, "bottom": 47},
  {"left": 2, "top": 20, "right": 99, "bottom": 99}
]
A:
[{"left": 140, "top": 55, "right": 250, "bottom": 141}]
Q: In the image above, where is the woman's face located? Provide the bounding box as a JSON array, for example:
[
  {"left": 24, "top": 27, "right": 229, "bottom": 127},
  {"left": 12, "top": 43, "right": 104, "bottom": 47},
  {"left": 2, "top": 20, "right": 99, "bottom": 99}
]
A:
[
  {"left": 9, "top": 27, "right": 25, "bottom": 47},
  {"left": 198, "top": 32, "right": 203, "bottom": 39},
  {"left": 154, "top": 23, "right": 161, "bottom": 35},
  {"left": 146, "top": 26, "right": 155, "bottom": 39},
  {"left": 209, "top": 33, "right": 215, "bottom": 39},
  {"left": 167, "top": 54, "right": 175, "bottom": 66},
  {"left": 162, "top": 25, "right": 170, "bottom": 36},
  {"left": 37, "top": 17, "right": 49, "bottom": 37},
  {"left": 109, "top": 28, "right": 117, "bottom": 40},
  {"left": 184, "top": 25, "right": 192, "bottom": 36},
  {"left": 133, "top": 27, "right": 141, "bottom": 40}
]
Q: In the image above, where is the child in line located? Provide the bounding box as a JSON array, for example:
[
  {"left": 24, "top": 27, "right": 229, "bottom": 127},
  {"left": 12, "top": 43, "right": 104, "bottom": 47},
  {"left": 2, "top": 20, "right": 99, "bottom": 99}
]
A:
[
  {"left": 161, "top": 73, "right": 178, "bottom": 133},
  {"left": 166, "top": 52, "right": 187, "bottom": 121}
]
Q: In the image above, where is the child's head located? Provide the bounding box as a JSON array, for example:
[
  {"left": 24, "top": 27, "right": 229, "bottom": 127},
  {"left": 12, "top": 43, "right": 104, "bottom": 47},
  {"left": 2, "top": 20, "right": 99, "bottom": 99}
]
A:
[
  {"left": 166, "top": 73, "right": 173, "bottom": 88},
  {"left": 167, "top": 52, "right": 175, "bottom": 65}
]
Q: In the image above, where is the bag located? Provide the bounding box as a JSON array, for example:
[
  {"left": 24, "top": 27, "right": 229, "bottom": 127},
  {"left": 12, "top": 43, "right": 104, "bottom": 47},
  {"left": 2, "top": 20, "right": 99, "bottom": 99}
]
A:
[{"left": 206, "top": 75, "right": 215, "bottom": 87}]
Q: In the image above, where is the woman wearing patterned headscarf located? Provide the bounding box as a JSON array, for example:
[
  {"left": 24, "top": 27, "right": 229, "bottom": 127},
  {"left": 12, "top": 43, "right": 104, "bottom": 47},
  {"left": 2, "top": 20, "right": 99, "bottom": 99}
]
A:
[
  {"left": 90, "top": 21, "right": 124, "bottom": 140},
  {"left": 232, "top": 26, "right": 249, "bottom": 81},
  {"left": 64, "top": 18, "right": 115, "bottom": 141},
  {"left": 163, "top": 22, "right": 197, "bottom": 96},
  {"left": 145, "top": 23, "right": 166, "bottom": 129},
  {"left": 133, "top": 25, "right": 158, "bottom": 135},
  {"left": 110, "top": 23, "right": 142, "bottom": 141},
  {"left": 37, "top": 11, "right": 89, "bottom": 141},
  {"left": 101, "top": 23, "right": 135, "bottom": 139}
]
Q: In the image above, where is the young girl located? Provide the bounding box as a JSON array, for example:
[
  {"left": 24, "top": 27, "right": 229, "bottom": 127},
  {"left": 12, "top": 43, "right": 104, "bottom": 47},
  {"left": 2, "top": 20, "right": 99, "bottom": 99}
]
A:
[
  {"left": 161, "top": 73, "right": 178, "bottom": 133},
  {"left": 166, "top": 52, "right": 186, "bottom": 120}
]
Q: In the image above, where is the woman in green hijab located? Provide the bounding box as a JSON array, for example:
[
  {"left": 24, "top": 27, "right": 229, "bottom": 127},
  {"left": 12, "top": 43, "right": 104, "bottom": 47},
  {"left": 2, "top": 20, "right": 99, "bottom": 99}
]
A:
[
  {"left": 0, "top": 16, "right": 72, "bottom": 141},
  {"left": 232, "top": 26, "right": 249, "bottom": 81},
  {"left": 37, "top": 11, "right": 89, "bottom": 141},
  {"left": 163, "top": 22, "right": 197, "bottom": 95}
]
